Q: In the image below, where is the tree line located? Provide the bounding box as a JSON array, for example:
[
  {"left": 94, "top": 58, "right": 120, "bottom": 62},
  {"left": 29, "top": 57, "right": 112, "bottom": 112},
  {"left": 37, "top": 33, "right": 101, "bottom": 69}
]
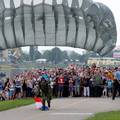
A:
[{"left": 20, "top": 47, "right": 114, "bottom": 64}]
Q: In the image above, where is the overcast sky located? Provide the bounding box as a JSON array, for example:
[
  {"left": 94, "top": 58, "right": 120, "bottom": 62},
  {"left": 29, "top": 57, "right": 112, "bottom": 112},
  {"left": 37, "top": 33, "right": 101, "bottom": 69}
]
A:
[{"left": 4, "top": 0, "right": 120, "bottom": 53}]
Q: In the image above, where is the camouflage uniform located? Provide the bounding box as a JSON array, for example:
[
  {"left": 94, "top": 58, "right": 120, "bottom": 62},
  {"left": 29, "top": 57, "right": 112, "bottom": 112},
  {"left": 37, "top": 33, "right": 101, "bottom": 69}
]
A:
[{"left": 39, "top": 79, "right": 52, "bottom": 110}]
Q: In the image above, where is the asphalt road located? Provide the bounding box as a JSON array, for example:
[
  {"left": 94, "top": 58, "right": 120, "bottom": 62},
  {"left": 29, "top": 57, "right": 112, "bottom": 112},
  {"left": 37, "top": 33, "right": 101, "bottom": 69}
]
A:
[{"left": 0, "top": 98, "right": 120, "bottom": 120}]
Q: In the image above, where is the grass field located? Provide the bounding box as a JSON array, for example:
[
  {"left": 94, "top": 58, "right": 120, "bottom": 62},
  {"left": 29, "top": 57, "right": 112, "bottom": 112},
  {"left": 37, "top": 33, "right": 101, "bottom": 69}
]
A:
[
  {"left": 0, "top": 98, "right": 34, "bottom": 111},
  {"left": 86, "top": 111, "right": 120, "bottom": 120}
]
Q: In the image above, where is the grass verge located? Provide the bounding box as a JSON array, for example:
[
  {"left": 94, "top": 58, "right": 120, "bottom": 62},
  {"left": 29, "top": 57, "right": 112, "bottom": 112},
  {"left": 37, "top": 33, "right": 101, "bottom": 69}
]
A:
[
  {"left": 0, "top": 98, "right": 34, "bottom": 111},
  {"left": 86, "top": 111, "right": 120, "bottom": 120}
]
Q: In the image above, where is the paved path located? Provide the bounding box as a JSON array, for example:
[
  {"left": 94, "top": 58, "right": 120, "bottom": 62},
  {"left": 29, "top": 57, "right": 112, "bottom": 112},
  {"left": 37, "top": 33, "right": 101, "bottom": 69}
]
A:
[{"left": 0, "top": 98, "right": 120, "bottom": 120}]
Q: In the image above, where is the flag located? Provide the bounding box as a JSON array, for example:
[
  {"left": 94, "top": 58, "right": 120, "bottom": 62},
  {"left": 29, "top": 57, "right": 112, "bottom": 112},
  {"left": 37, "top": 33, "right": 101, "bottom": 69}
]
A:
[{"left": 34, "top": 97, "right": 43, "bottom": 110}]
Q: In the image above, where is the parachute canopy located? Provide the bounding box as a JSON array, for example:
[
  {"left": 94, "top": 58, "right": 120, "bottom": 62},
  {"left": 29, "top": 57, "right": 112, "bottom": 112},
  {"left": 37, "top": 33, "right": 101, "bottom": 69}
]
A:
[{"left": 0, "top": 0, "right": 117, "bottom": 56}]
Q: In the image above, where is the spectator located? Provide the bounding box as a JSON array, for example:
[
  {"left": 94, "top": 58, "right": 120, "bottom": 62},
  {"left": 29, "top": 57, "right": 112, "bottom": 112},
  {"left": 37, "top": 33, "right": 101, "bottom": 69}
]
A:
[
  {"left": 22, "top": 79, "right": 27, "bottom": 98},
  {"left": 0, "top": 80, "right": 4, "bottom": 94},
  {"left": 69, "top": 77, "right": 74, "bottom": 97},
  {"left": 93, "top": 69, "right": 103, "bottom": 97},
  {"left": 15, "top": 76, "right": 22, "bottom": 99},
  {"left": 83, "top": 69, "right": 91, "bottom": 97},
  {"left": 9, "top": 80, "right": 15, "bottom": 100},
  {"left": 74, "top": 75, "right": 80, "bottom": 96},
  {"left": 58, "top": 74, "right": 64, "bottom": 97}
]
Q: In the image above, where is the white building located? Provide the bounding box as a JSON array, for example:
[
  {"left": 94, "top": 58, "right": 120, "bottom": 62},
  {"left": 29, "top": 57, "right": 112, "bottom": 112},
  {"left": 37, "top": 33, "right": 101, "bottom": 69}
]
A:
[{"left": 87, "top": 57, "right": 120, "bottom": 66}]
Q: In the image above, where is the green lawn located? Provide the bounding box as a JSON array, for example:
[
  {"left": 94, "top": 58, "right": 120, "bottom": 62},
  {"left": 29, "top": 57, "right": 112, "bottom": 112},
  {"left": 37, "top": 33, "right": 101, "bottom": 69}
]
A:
[
  {"left": 86, "top": 111, "right": 120, "bottom": 120},
  {"left": 0, "top": 98, "right": 34, "bottom": 111}
]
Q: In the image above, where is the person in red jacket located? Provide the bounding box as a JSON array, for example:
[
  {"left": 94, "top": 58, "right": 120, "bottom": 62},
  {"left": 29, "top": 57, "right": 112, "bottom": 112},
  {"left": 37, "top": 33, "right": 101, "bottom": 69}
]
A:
[{"left": 58, "top": 74, "right": 64, "bottom": 97}]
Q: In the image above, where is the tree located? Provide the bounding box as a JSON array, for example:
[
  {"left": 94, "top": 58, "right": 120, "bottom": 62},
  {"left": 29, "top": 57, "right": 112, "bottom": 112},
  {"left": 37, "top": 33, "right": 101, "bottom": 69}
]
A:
[
  {"left": 20, "top": 52, "right": 30, "bottom": 61},
  {"left": 69, "top": 51, "right": 80, "bottom": 61},
  {"left": 34, "top": 50, "right": 42, "bottom": 60},
  {"left": 51, "top": 47, "right": 64, "bottom": 64},
  {"left": 29, "top": 46, "right": 42, "bottom": 61},
  {"left": 29, "top": 46, "right": 35, "bottom": 61},
  {"left": 42, "top": 47, "right": 66, "bottom": 64},
  {"left": 42, "top": 50, "right": 52, "bottom": 62},
  {"left": 104, "top": 51, "right": 113, "bottom": 57},
  {"left": 62, "top": 51, "right": 69, "bottom": 60},
  {"left": 80, "top": 54, "right": 88, "bottom": 63},
  {"left": 78, "top": 51, "right": 99, "bottom": 63}
]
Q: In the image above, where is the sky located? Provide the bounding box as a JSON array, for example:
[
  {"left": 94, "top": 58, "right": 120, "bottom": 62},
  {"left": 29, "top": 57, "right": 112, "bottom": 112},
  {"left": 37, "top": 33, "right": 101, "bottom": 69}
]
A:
[{"left": 3, "top": 0, "right": 120, "bottom": 53}]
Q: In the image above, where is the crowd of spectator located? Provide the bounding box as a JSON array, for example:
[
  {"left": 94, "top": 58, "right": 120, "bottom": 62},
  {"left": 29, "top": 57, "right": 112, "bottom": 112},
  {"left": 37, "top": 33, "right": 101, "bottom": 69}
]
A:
[{"left": 0, "top": 63, "right": 120, "bottom": 101}]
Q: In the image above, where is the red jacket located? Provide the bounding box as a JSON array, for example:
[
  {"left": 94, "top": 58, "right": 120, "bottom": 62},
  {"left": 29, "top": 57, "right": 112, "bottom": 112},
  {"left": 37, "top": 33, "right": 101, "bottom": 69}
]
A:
[{"left": 58, "top": 77, "right": 64, "bottom": 84}]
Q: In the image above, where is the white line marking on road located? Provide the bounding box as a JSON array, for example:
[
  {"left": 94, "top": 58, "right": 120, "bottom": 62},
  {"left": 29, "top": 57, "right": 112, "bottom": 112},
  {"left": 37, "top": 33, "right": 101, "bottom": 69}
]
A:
[{"left": 50, "top": 113, "right": 93, "bottom": 116}]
